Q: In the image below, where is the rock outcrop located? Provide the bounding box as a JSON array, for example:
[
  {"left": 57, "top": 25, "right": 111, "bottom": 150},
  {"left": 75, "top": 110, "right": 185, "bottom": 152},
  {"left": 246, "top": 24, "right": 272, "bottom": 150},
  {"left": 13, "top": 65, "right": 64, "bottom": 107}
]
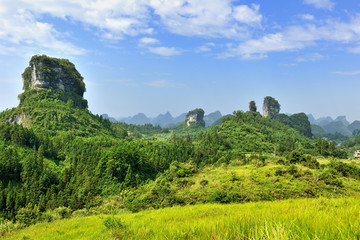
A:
[
  {"left": 186, "top": 108, "right": 205, "bottom": 126},
  {"left": 8, "top": 114, "right": 29, "bottom": 126},
  {"left": 22, "top": 55, "right": 86, "bottom": 97},
  {"left": 263, "top": 96, "right": 280, "bottom": 119}
]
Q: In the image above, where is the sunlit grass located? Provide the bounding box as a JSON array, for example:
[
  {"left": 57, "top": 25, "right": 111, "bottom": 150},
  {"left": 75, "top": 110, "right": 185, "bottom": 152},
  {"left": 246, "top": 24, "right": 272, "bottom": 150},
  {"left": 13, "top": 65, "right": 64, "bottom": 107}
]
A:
[{"left": 5, "top": 197, "right": 360, "bottom": 239}]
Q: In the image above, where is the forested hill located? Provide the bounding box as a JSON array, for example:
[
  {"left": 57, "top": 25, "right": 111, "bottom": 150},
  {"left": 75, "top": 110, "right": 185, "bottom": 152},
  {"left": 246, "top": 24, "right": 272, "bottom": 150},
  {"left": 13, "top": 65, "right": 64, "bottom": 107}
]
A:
[
  {"left": 0, "top": 55, "right": 126, "bottom": 138},
  {"left": 0, "top": 55, "right": 349, "bottom": 237}
]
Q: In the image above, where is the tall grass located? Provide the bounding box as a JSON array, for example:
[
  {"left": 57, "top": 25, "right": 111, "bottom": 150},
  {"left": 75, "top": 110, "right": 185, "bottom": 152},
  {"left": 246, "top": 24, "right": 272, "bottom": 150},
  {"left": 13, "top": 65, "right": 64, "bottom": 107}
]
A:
[{"left": 5, "top": 197, "right": 360, "bottom": 239}]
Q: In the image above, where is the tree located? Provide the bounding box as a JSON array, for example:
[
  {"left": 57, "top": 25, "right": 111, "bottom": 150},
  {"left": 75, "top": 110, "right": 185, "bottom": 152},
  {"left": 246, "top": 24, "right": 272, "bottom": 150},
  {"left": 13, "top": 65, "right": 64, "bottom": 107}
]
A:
[
  {"left": 263, "top": 96, "right": 280, "bottom": 119},
  {"left": 249, "top": 100, "right": 257, "bottom": 112}
]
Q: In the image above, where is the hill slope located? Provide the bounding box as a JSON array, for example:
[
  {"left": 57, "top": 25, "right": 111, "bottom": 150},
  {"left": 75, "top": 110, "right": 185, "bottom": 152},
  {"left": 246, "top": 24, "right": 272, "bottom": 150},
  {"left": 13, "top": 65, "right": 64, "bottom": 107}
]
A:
[{"left": 4, "top": 197, "right": 360, "bottom": 239}]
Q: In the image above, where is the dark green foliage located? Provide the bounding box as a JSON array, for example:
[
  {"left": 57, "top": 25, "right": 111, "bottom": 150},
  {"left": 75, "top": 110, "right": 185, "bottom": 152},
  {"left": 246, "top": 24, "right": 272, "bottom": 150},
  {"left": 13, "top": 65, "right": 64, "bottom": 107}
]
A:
[
  {"left": 103, "top": 216, "right": 125, "bottom": 230},
  {"left": 207, "top": 190, "right": 232, "bottom": 203},
  {"left": 1, "top": 89, "right": 112, "bottom": 137},
  {"left": 288, "top": 150, "right": 320, "bottom": 169},
  {"left": 276, "top": 113, "right": 312, "bottom": 138},
  {"left": 329, "top": 160, "right": 360, "bottom": 179},
  {"left": 15, "top": 204, "right": 40, "bottom": 226},
  {"left": 125, "top": 123, "right": 169, "bottom": 137},
  {"left": 208, "top": 111, "right": 313, "bottom": 155},
  {"left": 315, "top": 138, "right": 347, "bottom": 158},
  {"left": 0, "top": 68, "right": 351, "bottom": 229},
  {"left": 249, "top": 100, "right": 257, "bottom": 112},
  {"left": 18, "top": 88, "right": 88, "bottom": 109},
  {"left": 124, "top": 161, "right": 197, "bottom": 211}
]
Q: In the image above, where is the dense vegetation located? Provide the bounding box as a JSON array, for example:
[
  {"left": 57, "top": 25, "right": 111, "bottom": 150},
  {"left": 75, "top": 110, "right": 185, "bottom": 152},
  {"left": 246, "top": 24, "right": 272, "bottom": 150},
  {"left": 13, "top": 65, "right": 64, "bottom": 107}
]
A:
[
  {"left": 0, "top": 56, "right": 357, "bottom": 238},
  {"left": 0, "top": 93, "right": 348, "bottom": 231}
]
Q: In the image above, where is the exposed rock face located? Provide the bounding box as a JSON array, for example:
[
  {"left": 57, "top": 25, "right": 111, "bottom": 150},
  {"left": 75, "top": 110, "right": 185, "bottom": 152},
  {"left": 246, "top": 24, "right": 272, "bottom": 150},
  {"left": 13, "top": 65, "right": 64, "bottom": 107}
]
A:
[
  {"left": 22, "top": 55, "right": 86, "bottom": 97},
  {"left": 186, "top": 108, "right": 205, "bottom": 126},
  {"left": 263, "top": 96, "right": 280, "bottom": 119},
  {"left": 8, "top": 114, "right": 29, "bottom": 126}
]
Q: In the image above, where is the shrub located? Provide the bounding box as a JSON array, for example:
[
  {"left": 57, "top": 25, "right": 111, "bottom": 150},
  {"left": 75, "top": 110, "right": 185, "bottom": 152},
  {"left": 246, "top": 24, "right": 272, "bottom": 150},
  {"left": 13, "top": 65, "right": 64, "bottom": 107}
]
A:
[
  {"left": 103, "top": 216, "right": 126, "bottom": 239},
  {"left": 275, "top": 168, "right": 286, "bottom": 176},
  {"left": 207, "top": 190, "right": 231, "bottom": 204},
  {"left": 103, "top": 216, "right": 125, "bottom": 230},
  {"left": 289, "top": 150, "right": 305, "bottom": 164},
  {"left": 15, "top": 204, "right": 40, "bottom": 226},
  {"left": 54, "top": 207, "right": 72, "bottom": 219},
  {"left": 72, "top": 209, "right": 89, "bottom": 217},
  {"left": 318, "top": 168, "right": 338, "bottom": 185}
]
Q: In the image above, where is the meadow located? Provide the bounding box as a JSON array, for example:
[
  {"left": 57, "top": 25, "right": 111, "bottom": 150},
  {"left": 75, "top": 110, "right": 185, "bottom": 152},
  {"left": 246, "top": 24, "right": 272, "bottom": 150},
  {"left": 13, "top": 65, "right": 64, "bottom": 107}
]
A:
[{"left": 4, "top": 197, "right": 360, "bottom": 239}]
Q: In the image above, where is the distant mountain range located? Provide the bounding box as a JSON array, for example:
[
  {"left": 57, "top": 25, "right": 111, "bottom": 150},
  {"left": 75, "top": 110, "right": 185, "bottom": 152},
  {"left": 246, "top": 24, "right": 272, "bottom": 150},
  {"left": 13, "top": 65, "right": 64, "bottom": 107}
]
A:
[
  {"left": 103, "top": 111, "right": 224, "bottom": 128},
  {"left": 308, "top": 114, "right": 360, "bottom": 136},
  {"left": 103, "top": 112, "right": 360, "bottom": 137}
]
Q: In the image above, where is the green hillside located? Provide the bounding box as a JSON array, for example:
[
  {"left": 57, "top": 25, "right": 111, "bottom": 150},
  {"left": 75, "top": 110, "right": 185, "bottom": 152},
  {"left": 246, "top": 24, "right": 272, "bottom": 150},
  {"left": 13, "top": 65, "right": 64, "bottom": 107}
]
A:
[
  {"left": 0, "top": 55, "right": 354, "bottom": 238},
  {"left": 4, "top": 197, "right": 360, "bottom": 239},
  {"left": 0, "top": 89, "right": 114, "bottom": 137}
]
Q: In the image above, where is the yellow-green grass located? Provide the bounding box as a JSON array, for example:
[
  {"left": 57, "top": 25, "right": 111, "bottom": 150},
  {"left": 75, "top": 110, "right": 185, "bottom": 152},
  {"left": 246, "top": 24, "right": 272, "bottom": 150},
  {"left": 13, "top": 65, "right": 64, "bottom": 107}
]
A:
[{"left": 5, "top": 197, "right": 360, "bottom": 239}]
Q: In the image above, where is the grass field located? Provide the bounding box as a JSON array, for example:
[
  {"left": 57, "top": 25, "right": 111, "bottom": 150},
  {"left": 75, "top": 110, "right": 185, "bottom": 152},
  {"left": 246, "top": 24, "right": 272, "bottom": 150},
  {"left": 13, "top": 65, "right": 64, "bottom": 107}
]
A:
[{"left": 4, "top": 197, "right": 360, "bottom": 239}]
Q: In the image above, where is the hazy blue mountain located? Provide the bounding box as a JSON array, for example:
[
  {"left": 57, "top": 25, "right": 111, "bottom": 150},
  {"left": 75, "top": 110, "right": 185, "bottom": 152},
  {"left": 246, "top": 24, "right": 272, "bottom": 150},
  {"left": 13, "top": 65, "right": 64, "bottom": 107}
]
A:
[
  {"left": 204, "top": 111, "right": 222, "bottom": 127},
  {"left": 120, "top": 113, "right": 151, "bottom": 125},
  {"left": 348, "top": 121, "right": 360, "bottom": 133},
  {"left": 318, "top": 119, "right": 333, "bottom": 127},
  {"left": 335, "top": 116, "right": 349, "bottom": 126},
  {"left": 174, "top": 113, "right": 186, "bottom": 123},
  {"left": 101, "top": 114, "right": 117, "bottom": 122},
  {"left": 307, "top": 114, "right": 316, "bottom": 124},
  {"left": 211, "top": 114, "right": 233, "bottom": 126},
  {"left": 151, "top": 112, "right": 175, "bottom": 128},
  {"left": 307, "top": 115, "right": 333, "bottom": 127},
  {"left": 322, "top": 121, "right": 352, "bottom": 136},
  {"left": 118, "top": 111, "right": 223, "bottom": 128},
  {"left": 307, "top": 114, "right": 360, "bottom": 136}
]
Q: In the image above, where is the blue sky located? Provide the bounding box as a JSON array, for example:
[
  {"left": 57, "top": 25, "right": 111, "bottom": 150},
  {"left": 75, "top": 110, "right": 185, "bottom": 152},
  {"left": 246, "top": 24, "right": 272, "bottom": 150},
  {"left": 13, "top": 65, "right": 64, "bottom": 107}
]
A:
[{"left": 1, "top": 0, "right": 360, "bottom": 121}]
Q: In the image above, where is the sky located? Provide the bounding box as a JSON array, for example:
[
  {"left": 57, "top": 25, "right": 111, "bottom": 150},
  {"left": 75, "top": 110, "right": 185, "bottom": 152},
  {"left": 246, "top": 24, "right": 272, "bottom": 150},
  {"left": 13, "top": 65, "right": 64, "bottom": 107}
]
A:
[{"left": 1, "top": 0, "right": 360, "bottom": 122}]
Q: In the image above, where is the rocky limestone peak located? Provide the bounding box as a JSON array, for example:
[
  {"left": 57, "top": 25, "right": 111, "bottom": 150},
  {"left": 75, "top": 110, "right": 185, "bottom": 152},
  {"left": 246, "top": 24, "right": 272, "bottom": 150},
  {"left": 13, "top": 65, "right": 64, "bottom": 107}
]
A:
[
  {"left": 22, "top": 55, "right": 86, "bottom": 97},
  {"left": 263, "top": 96, "right": 280, "bottom": 119},
  {"left": 186, "top": 108, "right": 205, "bottom": 126}
]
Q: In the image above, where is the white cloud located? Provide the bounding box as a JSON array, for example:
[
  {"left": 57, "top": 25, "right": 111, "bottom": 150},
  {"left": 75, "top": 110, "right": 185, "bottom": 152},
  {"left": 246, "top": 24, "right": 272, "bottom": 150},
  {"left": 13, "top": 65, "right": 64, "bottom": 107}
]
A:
[
  {"left": 233, "top": 4, "right": 262, "bottom": 25},
  {"left": 223, "top": 33, "right": 307, "bottom": 58},
  {"left": 348, "top": 45, "right": 360, "bottom": 54},
  {"left": 0, "top": 3, "right": 86, "bottom": 56},
  {"left": 296, "top": 53, "right": 324, "bottom": 62},
  {"left": 138, "top": 37, "right": 181, "bottom": 56},
  {"left": 332, "top": 70, "right": 360, "bottom": 75},
  {"left": 139, "top": 37, "right": 160, "bottom": 46},
  {"left": 299, "top": 14, "right": 315, "bottom": 21},
  {"left": 303, "top": 0, "right": 335, "bottom": 10},
  {"left": 224, "top": 14, "right": 360, "bottom": 59},
  {"left": 195, "top": 42, "right": 216, "bottom": 53},
  {"left": 30, "top": 0, "right": 153, "bottom": 40},
  {"left": 149, "top": 0, "right": 262, "bottom": 38},
  {"left": 196, "top": 46, "right": 211, "bottom": 53},
  {"left": 0, "top": 0, "right": 265, "bottom": 56},
  {"left": 148, "top": 46, "right": 182, "bottom": 56}
]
